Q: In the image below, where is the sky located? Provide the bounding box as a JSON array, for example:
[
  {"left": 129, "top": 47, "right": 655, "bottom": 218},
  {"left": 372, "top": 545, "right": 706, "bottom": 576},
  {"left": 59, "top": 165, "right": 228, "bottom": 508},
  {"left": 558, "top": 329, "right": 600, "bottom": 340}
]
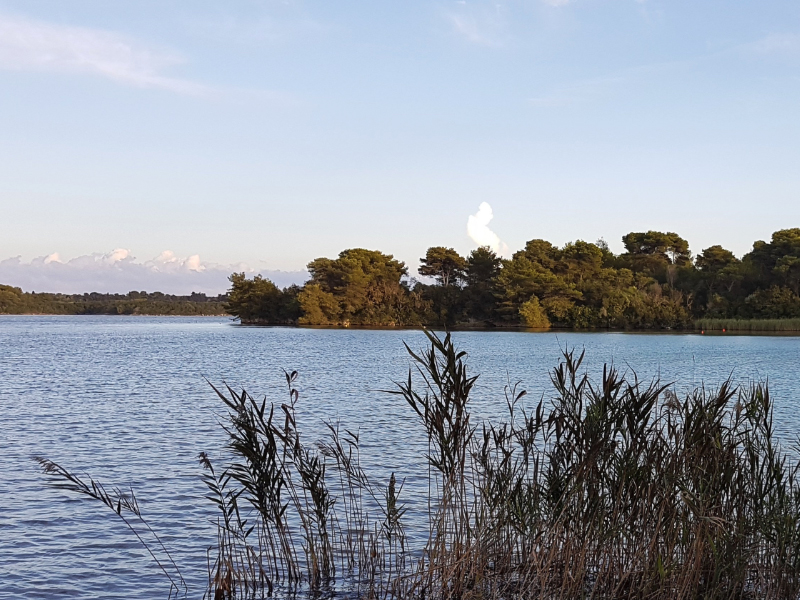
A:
[{"left": 1, "top": 0, "right": 799, "bottom": 293}]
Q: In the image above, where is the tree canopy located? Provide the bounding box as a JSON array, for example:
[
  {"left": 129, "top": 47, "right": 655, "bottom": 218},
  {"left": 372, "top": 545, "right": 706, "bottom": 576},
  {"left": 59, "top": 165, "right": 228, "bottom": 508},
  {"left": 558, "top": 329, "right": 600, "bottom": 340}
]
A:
[
  {"left": 200, "top": 227, "right": 800, "bottom": 328},
  {"left": 297, "top": 248, "right": 426, "bottom": 326},
  {"left": 0, "top": 285, "right": 228, "bottom": 315}
]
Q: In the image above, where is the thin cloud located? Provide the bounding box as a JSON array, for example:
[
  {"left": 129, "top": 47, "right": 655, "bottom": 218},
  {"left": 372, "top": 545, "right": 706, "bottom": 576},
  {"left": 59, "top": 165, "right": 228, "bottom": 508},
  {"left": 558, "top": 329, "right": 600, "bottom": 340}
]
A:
[
  {"left": 0, "top": 14, "right": 209, "bottom": 94},
  {"left": 0, "top": 249, "right": 308, "bottom": 295},
  {"left": 746, "top": 32, "right": 800, "bottom": 57},
  {"left": 444, "top": 4, "right": 507, "bottom": 47},
  {"left": 467, "top": 203, "right": 509, "bottom": 256}
]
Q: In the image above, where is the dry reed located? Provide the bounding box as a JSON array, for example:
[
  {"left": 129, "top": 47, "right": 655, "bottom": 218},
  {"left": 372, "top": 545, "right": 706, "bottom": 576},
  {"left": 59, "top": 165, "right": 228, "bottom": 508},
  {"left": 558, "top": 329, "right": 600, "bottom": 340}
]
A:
[{"left": 36, "top": 330, "right": 800, "bottom": 599}]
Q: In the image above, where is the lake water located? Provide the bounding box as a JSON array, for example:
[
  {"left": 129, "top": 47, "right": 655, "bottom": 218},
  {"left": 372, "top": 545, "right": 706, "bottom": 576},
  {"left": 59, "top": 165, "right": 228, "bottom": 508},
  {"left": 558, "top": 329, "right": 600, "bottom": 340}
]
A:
[{"left": 2, "top": 316, "right": 799, "bottom": 599}]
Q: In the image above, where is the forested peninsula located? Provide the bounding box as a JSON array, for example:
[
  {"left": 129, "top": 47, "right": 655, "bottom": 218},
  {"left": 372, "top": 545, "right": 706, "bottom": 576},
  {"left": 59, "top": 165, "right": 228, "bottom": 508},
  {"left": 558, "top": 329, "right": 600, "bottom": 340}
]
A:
[
  {"left": 227, "top": 228, "right": 800, "bottom": 330},
  {"left": 0, "top": 287, "right": 228, "bottom": 316}
]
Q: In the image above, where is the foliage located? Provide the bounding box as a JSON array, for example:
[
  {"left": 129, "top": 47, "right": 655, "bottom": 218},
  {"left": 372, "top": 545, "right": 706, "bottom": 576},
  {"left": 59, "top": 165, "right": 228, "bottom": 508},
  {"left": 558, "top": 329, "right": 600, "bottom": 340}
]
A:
[
  {"left": 518, "top": 297, "right": 550, "bottom": 328},
  {"left": 11, "top": 227, "right": 800, "bottom": 329},
  {"left": 0, "top": 284, "right": 228, "bottom": 316},
  {"left": 418, "top": 246, "right": 467, "bottom": 287},
  {"left": 298, "top": 248, "right": 428, "bottom": 326},
  {"left": 463, "top": 246, "right": 503, "bottom": 323},
  {"left": 226, "top": 273, "right": 300, "bottom": 324}
]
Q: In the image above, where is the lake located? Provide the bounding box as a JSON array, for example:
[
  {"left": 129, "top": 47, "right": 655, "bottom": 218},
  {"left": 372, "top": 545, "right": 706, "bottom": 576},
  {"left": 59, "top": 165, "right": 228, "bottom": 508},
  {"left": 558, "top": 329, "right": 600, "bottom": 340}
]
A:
[{"left": 2, "top": 316, "right": 799, "bottom": 599}]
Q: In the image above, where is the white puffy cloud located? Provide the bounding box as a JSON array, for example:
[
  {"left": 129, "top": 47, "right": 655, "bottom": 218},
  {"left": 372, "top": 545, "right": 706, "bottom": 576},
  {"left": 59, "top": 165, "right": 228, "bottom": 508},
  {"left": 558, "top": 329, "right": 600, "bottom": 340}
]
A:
[
  {"left": 467, "top": 202, "right": 509, "bottom": 256},
  {"left": 0, "top": 249, "right": 308, "bottom": 295},
  {"left": 0, "top": 14, "right": 207, "bottom": 94}
]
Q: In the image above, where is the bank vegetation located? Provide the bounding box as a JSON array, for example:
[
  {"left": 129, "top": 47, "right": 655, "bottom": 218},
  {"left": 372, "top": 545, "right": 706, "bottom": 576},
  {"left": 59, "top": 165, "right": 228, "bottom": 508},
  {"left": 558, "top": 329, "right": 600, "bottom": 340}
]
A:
[
  {"left": 0, "top": 286, "right": 228, "bottom": 316},
  {"left": 227, "top": 228, "right": 800, "bottom": 330}
]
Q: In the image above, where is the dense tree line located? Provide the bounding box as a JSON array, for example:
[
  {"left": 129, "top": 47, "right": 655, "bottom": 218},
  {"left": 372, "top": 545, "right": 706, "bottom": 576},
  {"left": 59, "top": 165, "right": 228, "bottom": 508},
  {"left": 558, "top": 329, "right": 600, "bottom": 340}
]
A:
[
  {"left": 227, "top": 228, "right": 800, "bottom": 329},
  {"left": 0, "top": 286, "right": 228, "bottom": 315}
]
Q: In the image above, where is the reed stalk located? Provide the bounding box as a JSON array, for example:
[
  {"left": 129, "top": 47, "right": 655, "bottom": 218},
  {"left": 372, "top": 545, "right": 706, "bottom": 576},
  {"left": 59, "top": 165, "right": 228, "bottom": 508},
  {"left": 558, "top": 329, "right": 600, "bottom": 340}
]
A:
[
  {"left": 35, "top": 330, "right": 800, "bottom": 599},
  {"left": 696, "top": 318, "right": 800, "bottom": 332}
]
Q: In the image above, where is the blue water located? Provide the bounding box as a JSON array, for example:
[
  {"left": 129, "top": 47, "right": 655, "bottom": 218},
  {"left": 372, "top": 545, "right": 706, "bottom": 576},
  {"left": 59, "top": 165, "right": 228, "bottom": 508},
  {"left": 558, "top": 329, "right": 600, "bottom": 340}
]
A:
[{"left": 1, "top": 316, "right": 799, "bottom": 599}]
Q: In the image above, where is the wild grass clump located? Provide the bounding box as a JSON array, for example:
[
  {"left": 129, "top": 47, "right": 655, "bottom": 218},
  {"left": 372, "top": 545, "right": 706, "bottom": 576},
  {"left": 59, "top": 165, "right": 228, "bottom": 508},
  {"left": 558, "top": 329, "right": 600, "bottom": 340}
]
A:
[
  {"left": 36, "top": 331, "right": 800, "bottom": 599},
  {"left": 696, "top": 318, "right": 800, "bottom": 332},
  {"left": 198, "top": 369, "right": 412, "bottom": 600}
]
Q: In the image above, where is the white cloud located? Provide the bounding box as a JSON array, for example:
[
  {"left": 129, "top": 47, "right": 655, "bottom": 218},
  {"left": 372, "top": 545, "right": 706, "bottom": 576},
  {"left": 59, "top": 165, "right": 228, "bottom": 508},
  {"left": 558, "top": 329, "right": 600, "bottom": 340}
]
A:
[
  {"left": 467, "top": 202, "right": 509, "bottom": 256},
  {"left": 0, "top": 14, "right": 208, "bottom": 94},
  {"left": 147, "top": 250, "right": 205, "bottom": 272},
  {"left": 0, "top": 249, "right": 308, "bottom": 295},
  {"left": 541, "top": 0, "right": 572, "bottom": 6}
]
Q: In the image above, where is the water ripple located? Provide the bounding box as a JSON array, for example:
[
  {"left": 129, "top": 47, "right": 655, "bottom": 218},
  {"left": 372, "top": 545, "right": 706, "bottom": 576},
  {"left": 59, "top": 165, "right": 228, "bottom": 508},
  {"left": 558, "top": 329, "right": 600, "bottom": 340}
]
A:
[{"left": 1, "top": 316, "right": 798, "bottom": 598}]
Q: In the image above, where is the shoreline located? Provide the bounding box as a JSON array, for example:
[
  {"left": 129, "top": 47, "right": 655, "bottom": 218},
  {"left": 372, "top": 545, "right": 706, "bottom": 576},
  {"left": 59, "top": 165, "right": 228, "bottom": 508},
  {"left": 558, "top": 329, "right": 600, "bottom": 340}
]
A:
[{"left": 5, "top": 313, "right": 799, "bottom": 335}]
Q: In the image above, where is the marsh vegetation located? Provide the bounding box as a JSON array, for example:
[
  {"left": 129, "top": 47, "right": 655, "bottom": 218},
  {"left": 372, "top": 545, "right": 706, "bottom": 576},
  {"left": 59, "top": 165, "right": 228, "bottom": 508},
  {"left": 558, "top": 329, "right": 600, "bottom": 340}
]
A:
[{"left": 37, "top": 331, "right": 800, "bottom": 599}]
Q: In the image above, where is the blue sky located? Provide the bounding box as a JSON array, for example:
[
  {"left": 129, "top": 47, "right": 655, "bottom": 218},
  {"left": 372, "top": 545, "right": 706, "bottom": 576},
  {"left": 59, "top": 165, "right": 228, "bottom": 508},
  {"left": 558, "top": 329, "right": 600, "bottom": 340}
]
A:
[{"left": 1, "top": 1, "right": 799, "bottom": 293}]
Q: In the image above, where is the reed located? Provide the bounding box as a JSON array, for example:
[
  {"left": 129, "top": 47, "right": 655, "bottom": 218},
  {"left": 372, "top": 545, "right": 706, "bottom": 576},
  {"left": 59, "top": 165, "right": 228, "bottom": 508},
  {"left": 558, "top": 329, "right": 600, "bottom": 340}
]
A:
[
  {"left": 695, "top": 318, "right": 800, "bottom": 332},
  {"left": 36, "top": 330, "right": 800, "bottom": 599},
  {"left": 32, "top": 456, "right": 187, "bottom": 598}
]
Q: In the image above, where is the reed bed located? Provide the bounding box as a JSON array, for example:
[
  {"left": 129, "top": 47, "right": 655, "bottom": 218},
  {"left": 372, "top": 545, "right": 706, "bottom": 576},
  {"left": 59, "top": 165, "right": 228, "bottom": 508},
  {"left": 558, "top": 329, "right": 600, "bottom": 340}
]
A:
[
  {"left": 37, "top": 331, "right": 800, "bottom": 599},
  {"left": 695, "top": 318, "right": 800, "bottom": 332}
]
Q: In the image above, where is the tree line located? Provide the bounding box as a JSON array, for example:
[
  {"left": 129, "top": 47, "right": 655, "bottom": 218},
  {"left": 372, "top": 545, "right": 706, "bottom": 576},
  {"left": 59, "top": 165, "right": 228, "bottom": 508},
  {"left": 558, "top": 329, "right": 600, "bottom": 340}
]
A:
[
  {"left": 0, "top": 286, "right": 229, "bottom": 315},
  {"left": 226, "top": 228, "right": 800, "bottom": 329}
]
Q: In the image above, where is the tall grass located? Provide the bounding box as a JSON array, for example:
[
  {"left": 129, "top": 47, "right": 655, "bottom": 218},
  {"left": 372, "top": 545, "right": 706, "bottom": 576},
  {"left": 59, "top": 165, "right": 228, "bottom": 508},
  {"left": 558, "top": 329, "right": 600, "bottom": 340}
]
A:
[
  {"left": 36, "top": 331, "right": 800, "bottom": 599},
  {"left": 32, "top": 456, "right": 187, "bottom": 598},
  {"left": 696, "top": 318, "right": 800, "bottom": 332}
]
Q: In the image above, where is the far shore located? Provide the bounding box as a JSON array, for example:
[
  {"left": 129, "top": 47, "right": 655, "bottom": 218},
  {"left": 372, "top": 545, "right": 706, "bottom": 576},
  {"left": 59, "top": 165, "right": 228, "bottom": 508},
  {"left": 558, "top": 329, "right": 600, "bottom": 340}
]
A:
[{"left": 6, "top": 313, "right": 800, "bottom": 335}]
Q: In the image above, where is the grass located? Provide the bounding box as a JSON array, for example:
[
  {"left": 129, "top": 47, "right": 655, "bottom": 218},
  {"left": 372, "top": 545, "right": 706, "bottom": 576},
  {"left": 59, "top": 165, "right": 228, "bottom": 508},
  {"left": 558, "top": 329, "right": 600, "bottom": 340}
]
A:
[
  {"left": 695, "top": 318, "right": 800, "bottom": 332},
  {"left": 36, "top": 331, "right": 800, "bottom": 599}
]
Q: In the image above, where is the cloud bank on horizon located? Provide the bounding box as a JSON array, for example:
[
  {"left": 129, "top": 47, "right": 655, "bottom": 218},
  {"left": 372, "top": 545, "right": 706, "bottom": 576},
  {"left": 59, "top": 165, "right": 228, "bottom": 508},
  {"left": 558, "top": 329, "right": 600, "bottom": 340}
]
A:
[
  {"left": 467, "top": 203, "right": 510, "bottom": 256},
  {"left": 0, "top": 249, "right": 308, "bottom": 295}
]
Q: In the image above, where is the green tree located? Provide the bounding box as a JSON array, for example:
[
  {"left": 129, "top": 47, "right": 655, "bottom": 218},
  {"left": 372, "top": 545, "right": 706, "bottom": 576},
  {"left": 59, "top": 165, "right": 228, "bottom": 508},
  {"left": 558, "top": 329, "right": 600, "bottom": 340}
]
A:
[
  {"left": 743, "top": 286, "right": 800, "bottom": 319},
  {"left": 417, "top": 247, "right": 468, "bottom": 326},
  {"left": 302, "top": 248, "right": 424, "bottom": 326},
  {"left": 0, "top": 284, "right": 25, "bottom": 313},
  {"left": 418, "top": 247, "right": 467, "bottom": 287},
  {"left": 620, "top": 230, "right": 692, "bottom": 287},
  {"left": 742, "top": 228, "right": 800, "bottom": 299},
  {"left": 226, "top": 273, "right": 300, "bottom": 324},
  {"left": 519, "top": 297, "right": 550, "bottom": 328},
  {"left": 692, "top": 245, "right": 743, "bottom": 315},
  {"left": 494, "top": 249, "right": 580, "bottom": 324},
  {"left": 464, "top": 247, "right": 502, "bottom": 322},
  {"left": 297, "top": 284, "right": 342, "bottom": 325},
  {"left": 559, "top": 240, "right": 604, "bottom": 284}
]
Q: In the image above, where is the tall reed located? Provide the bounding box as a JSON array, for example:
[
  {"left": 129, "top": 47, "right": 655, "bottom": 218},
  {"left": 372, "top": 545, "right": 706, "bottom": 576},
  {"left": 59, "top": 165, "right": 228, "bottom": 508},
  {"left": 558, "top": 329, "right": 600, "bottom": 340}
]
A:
[
  {"left": 696, "top": 318, "right": 800, "bottom": 332},
  {"left": 33, "top": 456, "right": 187, "bottom": 598},
  {"left": 36, "top": 330, "right": 800, "bottom": 599}
]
